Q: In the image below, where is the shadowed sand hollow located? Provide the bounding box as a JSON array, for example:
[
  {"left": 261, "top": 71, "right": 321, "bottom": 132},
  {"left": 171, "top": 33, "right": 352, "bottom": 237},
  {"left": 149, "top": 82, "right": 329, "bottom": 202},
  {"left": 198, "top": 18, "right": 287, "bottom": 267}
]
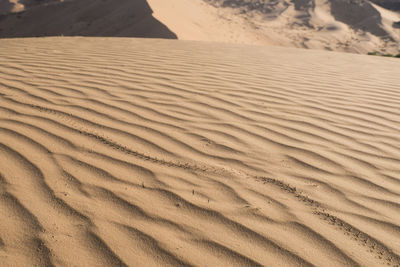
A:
[{"left": 0, "top": 37, "right": 400, "bottom": 266}]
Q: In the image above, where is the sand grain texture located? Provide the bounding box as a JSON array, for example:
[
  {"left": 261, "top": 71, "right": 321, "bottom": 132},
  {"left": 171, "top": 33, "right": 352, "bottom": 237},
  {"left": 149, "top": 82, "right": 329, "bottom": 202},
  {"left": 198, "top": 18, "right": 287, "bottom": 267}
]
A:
[
  {"left": 149, "top": 0, "right": 400, "bottom": 54},
  {"left": 0, "top": 37, "right": 400, "bottom": 266}
]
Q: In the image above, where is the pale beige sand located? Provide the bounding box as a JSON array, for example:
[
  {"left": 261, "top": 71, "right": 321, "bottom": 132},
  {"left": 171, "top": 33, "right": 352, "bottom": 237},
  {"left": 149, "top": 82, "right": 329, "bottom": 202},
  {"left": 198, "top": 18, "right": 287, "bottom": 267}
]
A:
[
  {"left": 147, "top": 0, "right": 270, "bottom": 45},
  {"left": 148, "top": 0, "right": 400, "bottom": 54},
  {"left": 2, "top": 0, "right": 400, "bottom": 53},
  {"left": 0, "top": 37, "right": 400, "bottom": 266}
]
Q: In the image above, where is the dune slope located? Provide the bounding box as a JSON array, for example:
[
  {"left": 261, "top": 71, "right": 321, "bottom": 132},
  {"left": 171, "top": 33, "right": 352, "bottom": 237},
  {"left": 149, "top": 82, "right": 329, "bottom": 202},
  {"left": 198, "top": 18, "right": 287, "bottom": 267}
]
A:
[
  {"left": 0, "top": 0, "right": 176, "bottom": 38},
  {"left": 148, "top": 0, "right": 400, "bottom": 53},
  {"left": 204, "top": 0, "right": 400, "bottom": 53},
  {"left": 0, "top": 37, "right": 400, "bottom": 266}
]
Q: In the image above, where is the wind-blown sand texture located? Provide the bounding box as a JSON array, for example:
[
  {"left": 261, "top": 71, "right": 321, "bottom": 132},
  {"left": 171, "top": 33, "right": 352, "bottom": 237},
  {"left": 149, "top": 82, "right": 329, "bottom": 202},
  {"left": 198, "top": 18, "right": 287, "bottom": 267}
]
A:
[
  {"left": 0, "top": 37, "right": 400, "bottom": 266},
  {"left": 149, "top": 0, "right": 400, "bottom": 54},
  {"left": 1, "top": 0, "right": 400, "bottom": 54}
]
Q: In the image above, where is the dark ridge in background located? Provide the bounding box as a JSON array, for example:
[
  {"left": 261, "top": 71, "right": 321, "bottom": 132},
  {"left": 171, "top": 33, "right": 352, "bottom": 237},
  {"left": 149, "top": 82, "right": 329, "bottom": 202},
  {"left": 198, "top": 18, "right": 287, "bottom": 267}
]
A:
[
  {"left": 0, "top": 0, "right": 177, "bottom": 39},
  {"left": 370, "top": 0, "right": 400, "bottom": 11},
  {"left": 330, "top": 0, "right": 388, "bottom": 37}
]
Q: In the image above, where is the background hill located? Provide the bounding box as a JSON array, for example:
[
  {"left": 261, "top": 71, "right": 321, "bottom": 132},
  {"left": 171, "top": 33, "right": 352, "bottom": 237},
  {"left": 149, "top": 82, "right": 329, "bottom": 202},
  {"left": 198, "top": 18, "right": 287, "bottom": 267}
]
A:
[
  {"left": 0, "top": 0, "right": 399, "bottom": 53},
  {"left": 0, "top": 0, "right": 177, "bottom": 38},
  {"left": 199, "top": 0, "right": 400, "bottom": 53},
  {"left": 371, "top": 0, "right": 400, "bottom": 11}
]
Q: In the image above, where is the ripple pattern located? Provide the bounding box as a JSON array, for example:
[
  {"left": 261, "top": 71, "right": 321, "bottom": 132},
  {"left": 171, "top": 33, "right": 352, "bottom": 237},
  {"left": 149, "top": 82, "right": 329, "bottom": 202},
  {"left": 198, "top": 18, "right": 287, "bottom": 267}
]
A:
[{"left": 0, "top": 37, "right": 400, "bottom": 266}]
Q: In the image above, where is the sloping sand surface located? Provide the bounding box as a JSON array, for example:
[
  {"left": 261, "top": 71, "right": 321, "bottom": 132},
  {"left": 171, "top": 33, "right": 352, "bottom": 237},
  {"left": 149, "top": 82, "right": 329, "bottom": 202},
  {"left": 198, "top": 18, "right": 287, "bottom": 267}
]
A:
[
  {"left": 0, "top": 0, "right": 177, "bottom": 39},
  {"left": 0, "top": 37, "right": 400, "bottom": 266},
  {"left": 148, "top": 0, "right": 400, "bottom": 54},
  {"left": 2, "top": 0, "right": 399, "bottom": 54}
]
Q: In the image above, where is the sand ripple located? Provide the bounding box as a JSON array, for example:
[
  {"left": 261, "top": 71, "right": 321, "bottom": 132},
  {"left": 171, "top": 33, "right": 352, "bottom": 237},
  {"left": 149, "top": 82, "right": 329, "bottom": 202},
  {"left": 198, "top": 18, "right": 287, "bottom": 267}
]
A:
[{"left": 0, "top": 37, "right": 400, "bottom": 266}]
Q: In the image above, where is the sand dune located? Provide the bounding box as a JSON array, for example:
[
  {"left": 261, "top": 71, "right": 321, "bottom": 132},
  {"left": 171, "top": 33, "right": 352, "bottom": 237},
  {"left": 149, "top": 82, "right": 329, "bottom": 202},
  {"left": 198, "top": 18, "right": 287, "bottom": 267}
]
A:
[
  {"left": 1, "top": 37, "right": 400, "bottom": 266},
  {"left": 0, "top": 0, "right": 176, "bottom": 38},
  {"left": 1, "top": 0, "right": 399, "bottom": 54},
  {"left": 149, "top": 0, "right": 400, "bottom": 53},
  {"left": 371, "top": 0, "right": 400, "bottom": 11}
]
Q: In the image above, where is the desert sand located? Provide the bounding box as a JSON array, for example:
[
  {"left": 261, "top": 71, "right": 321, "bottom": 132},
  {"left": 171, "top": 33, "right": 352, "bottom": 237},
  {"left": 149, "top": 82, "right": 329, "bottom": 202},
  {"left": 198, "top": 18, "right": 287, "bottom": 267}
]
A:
[
  {"left": 0, "top": 0, "right": 177, "bottom": 39},
  {"left": 0, "top": 37, "right": 400, "bottom": 266},
  {"left": 148, "top": 0, "right": 400, "bottom": 53},
  {"left": 1, "top": 0, "right": 400, "bottom": 54}
]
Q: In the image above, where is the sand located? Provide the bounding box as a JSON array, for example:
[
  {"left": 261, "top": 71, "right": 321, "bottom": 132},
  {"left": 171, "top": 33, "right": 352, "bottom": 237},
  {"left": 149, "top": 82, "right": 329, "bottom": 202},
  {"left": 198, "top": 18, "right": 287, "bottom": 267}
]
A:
[
  {"left": 0, "top": 37, "right": 400, "bottom": 266},
  {"left": 0, "top": 0, "right": 177, "bottom": 39},
  {"left": 148, "top": 0, "right": 400, "bottom": 54},
  {"left": 1, "top": 0, "right": 400, "bottom": 54}
]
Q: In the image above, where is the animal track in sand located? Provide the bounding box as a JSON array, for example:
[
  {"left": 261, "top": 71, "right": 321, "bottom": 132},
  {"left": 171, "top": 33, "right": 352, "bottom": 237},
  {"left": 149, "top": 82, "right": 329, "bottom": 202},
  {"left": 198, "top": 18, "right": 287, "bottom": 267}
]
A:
[
  {"left": 2, "top": 38, "right": 400, "bottom": 266},
  {"left": 24, "top": 102, "right": 236, "bottom": 177},
  {"left": 256, "top": 176, "right": 400, "bottom": 267},
  {"left": 23, "top": 98, "right": 400, "bottom": 266}
]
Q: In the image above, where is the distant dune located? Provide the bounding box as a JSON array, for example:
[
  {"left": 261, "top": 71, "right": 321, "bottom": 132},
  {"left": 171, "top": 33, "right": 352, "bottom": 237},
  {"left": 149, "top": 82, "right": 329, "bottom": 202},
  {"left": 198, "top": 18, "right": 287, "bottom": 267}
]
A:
[
  {"left": 1, "top": 0, "right": 399, "bottom": 53},
  {"left": 371, "top": 0, "right": 400, "bottom": 11},
  {"left": 194, "top": 0, "right": 400, "bottom": 53},
  {"left": 0, "top": 0, "right": 177, "bottom": 38},
  {"left": 1, "top": 37, "right": 400, "bottom": 266}
]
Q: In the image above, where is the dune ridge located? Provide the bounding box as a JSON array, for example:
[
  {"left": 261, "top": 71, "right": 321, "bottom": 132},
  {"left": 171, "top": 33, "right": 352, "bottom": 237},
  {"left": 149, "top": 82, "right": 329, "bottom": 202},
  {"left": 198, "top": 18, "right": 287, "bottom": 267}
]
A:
[
  {"left": 0, "top": 0, "right": 177, "bottom": 39},
  {"left": 149, "top": 0, "right": 400, "bottom": 54},
  {"left": 1, "top": 37, "right": 400, "bottom": 266},
  {"left": 2, "top": 0, "right": 400, "bottom": 54}
]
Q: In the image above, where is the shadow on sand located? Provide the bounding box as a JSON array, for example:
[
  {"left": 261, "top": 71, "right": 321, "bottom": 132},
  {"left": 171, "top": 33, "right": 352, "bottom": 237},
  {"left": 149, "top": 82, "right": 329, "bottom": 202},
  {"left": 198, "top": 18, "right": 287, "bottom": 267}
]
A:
[{"left": 0, "top": 0, "right": 177, "bottom": 39}]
